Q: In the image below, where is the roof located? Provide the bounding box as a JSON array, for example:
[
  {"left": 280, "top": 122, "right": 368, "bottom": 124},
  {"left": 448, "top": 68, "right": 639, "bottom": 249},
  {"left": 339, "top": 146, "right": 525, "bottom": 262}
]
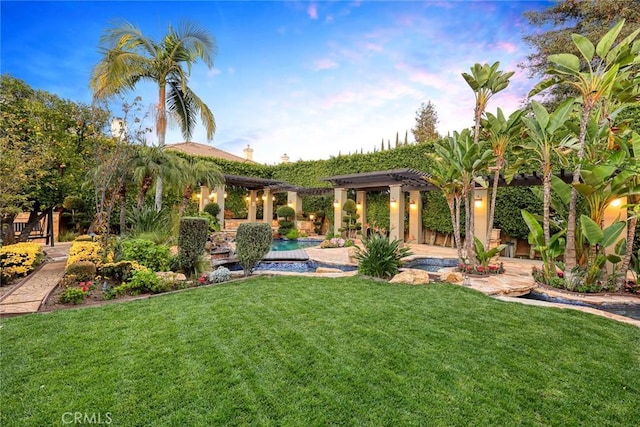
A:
[{"left": 166, "top": 142, "right": 253, "bottom": 163}]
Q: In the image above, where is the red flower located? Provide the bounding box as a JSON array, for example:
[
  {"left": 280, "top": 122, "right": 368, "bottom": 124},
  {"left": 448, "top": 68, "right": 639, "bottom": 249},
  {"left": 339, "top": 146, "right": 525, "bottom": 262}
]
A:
[{"left": 198, "top": 276, "right": 206, "bottom": 284}]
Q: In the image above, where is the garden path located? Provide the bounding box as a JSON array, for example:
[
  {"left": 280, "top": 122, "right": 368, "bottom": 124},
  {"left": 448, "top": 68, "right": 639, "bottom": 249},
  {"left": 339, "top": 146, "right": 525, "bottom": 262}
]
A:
[{"left": 0, "top": 243, "right": 70, "bottom": 316}]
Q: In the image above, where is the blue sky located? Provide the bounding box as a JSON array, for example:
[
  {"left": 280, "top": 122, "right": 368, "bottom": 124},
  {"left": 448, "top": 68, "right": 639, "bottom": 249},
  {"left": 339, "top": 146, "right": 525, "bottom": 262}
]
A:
[{"left": 1, "top": 0, "right": 551, "bottom": 164}]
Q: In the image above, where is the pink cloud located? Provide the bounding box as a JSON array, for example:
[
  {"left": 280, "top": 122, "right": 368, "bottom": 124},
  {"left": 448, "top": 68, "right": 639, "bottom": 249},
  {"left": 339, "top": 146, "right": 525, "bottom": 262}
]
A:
[
  {"left": 492, "top": 41, "right": 518, "bottom": 54},
  {"left": 313, "top": 58, "right": 339, "bottom": 70},
  {"left": 307, "top": 3, "right": 318, "bottom": 20}
]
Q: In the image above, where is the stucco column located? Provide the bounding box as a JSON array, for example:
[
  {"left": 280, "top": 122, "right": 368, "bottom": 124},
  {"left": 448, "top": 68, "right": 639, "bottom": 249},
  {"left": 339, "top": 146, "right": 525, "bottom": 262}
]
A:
[
  {"left": 199, "top": 185, "right": 210, "bottom": 212},
  {"left": 211, "top": 185, "right": 226, "bottom": 229},
  {"left": 408, "top": 190, "right": 423, "bottom": 243},
  {"left": 287, "top": 191, "right": 303, "bottom": 227},
  {"left": 389, "top": 184, "right": 405, "bottom": 242},
  {"left": 247, "top": 190, "right": 258, "bottom": 222},
  {"left": 333, "top": 188, "right": 348, "bottom": 236},
  {"left": 263, "top": 189, "right": 274, "bottom": 224},
  {"left": 356, "top": 191, "right": 367, "bottom": 237},
  {"left": 473, "top": 187, "right": 489, "bottom": 246}
]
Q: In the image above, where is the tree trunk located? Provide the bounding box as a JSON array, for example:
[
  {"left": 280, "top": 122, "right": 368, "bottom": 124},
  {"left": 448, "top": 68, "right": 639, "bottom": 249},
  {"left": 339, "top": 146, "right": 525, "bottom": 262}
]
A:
[
  {"left": 543, "top": 171, "right": 554, "bottom": 279},
  {"left": 155, "top": 81, "right": 167, "bottom": 212},
  {"left": 179, "top": 185, "right": 194, "bottom": 217},
  {"left": 137, "top": 175, "right": 152, "bottom": 211},
  {"left": 119, "top": 183, "right": 127, "bottom": 235},
  {"left": 447, "top": 198, "right": 463, "bottom": 261},
  {"left": 565, "top": 106, "right": 591, "bottom": 273},
  {"left": 617, "top": 196, "right": 639, "bottom": 290}
]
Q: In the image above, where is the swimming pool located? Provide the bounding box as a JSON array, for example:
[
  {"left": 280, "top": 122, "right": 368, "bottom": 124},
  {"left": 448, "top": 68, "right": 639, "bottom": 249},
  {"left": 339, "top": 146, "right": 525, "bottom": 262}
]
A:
[
  {"left": 270, "top": 239, "right": 321, "bottom": 251},
  {"left": 402, "top": 257, "right": 458, "bottom": 272}
]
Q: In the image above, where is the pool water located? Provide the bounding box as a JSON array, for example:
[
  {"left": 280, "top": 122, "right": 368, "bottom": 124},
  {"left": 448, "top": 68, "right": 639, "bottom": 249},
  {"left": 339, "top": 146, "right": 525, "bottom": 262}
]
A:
[
  {"left": 402, "top": 257, "right": 458, "bottom": 272},
  {"left": 270, "top": 239, "right": 321, "bottom": 251}
]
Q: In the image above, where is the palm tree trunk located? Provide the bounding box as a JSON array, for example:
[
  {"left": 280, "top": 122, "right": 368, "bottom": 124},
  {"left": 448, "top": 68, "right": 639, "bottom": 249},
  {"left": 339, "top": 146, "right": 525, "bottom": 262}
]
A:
[
  {"left": 617, "top": 195, "right": 639, "bottom": 290},
  {"left": 155, "top": 81, "right": 167, "bottom": 212},
  {"left": 565, "top": 106, "right": 591, "bottom": 273},
  {"left": 485, "top": 167, "right": 501, "bottom": 250},
  {"left": 137, "top": 175, "right": 152, "bottom": 211},
  {"left": 179, "top": 185, "right": 194, "bottom": 216},
  {"left": 118, "top": 183, "right": 126, "bottom": 235}
]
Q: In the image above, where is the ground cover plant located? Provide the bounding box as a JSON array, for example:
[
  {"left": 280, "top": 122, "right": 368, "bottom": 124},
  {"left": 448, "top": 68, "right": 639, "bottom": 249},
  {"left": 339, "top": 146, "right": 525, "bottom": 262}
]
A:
[{"left": 1, "top": 277, "right": 639, "bottom": 426}]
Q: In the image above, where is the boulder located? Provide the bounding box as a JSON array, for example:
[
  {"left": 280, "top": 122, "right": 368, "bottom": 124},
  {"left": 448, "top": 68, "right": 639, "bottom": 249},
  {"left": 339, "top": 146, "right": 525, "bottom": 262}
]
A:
[
  {"left": 156, "top": 272, "right": 187, "bottom": 282},
  {"left": 348, "top": 246, "right": 359, "bottom": 264},
  {"left": 316, "top": 267, "right": 343, "bottom": 274},
  {"left": 442, "top": 271, "right": 464, "bottom": 284},
  {"left": 389, "top": 269, "right": 430, "bottom": 285}
]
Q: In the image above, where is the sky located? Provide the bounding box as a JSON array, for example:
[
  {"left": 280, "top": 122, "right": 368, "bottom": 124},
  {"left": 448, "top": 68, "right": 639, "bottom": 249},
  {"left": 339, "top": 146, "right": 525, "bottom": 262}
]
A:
[{"left": 1, "top": 0, "right": 551, "bottom": 164}]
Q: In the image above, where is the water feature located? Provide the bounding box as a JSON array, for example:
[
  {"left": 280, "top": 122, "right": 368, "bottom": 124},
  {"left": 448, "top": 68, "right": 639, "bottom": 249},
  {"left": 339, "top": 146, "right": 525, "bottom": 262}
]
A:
[
  {"left": 271, "top": 239, "right": 321, "bottom": 251},
  {"left": 520, "top": 291, "right": 640, "bottom": 321},
  {"left": 402, "top": 257, "right": 458, "bottom": 272},
  {"left": 224, "top": 260, "right": 357, "bottom": 273}
]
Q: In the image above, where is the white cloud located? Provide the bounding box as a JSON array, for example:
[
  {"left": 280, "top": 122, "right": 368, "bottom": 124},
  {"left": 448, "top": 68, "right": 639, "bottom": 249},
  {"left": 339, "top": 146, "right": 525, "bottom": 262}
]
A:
[{"left": 313, "top": 57, "right": 339, "bottom": 71}]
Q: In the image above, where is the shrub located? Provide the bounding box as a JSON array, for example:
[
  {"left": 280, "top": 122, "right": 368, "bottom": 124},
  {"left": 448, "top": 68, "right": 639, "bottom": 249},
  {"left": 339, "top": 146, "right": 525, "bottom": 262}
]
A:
[
  {"left": 203, "top": 202, "right": 221, "bottom": 217},
  {"left": 208, "top": 266, "right": 231, "bottom": 283},
  {"left": 0, "top": 242, "right": 44, "bottom": 283},
  {"left": 65, "top": 261, "right": 97, "bottom": 282},
  {"left": 66, "top": 241, "right": 101, "bottom": 267},
  {"left": 236, "top": 222, "right": 272, "bottom": 276},
  {"left": 353, "top": 234, "right": 413, "bottom": 279},
  {"left": 99, "top": 261, "right": 144, "bottom": 282},
  {"left": 58, "top": 231, "right": 79, "bottom": 242},
  {"left": 59, "top": 287, "right": 87, "bottom": 305},
  {"left": 114, "top": 268, "right": 169, "bottom": 295},
  {"left": 74, "top": 234, "right": 96, "bottom": 242},
  {"left": 120, "top": 238, "right": 171, "bottom": 271},
  {"left": 285, "top": 229, "right": 300, "bottom": 240},
  {"left": 177, "top": 217, "right": 209, "bottom": 277},
  {"left": 277, "top": 205, "right": 296, "bottom": 236}
]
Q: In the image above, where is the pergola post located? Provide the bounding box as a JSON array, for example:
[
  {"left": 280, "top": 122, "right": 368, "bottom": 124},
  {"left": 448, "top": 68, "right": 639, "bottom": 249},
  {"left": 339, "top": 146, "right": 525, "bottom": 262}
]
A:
[
  {"left": 389, "top": 184, "right": 404, "bottom": 242},
  {"left": 247, "top": 190, "right": 258, "bottom": 222},
  {"left": 263, "top": 188, "right": 274, "bottom": 225},
  {"left": 198, "top": 185, "right": 210, "bottom": 212},
  {"left": 333, "top": 188, "right": 347, "bottom": 236},
  {"left": 287, "top": 191, "right": 303, "bottom": 227},
  {"left": 356, "top": 191, "right": 367, "bottom": 237},
  {"left": 212, "top": 185, "right": 226, "bottom": 228},
  {"left": 408, "top": 190, "right": 423, "bottom": 243},
  {"left": 473, "top": 187, "right": 489, "bottom": 246}
]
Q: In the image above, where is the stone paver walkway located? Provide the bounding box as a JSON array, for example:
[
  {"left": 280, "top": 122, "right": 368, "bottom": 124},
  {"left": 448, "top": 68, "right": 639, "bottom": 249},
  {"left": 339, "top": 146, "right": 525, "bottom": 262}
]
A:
[{"left": 0, "top": 242, "right": 70, "bottom": 316}]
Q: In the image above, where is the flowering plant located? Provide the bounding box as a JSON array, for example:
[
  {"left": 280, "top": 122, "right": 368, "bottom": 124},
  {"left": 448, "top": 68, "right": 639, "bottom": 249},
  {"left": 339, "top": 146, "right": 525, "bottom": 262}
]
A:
[{"left": 458, "top": 262, "right": 504, "bottom": 275}]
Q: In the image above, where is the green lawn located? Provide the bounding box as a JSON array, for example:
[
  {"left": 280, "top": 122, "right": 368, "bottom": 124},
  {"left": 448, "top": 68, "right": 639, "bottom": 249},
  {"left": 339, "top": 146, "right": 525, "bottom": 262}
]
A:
[{"left": 1, "top": 276, "right": 639, "bottom": 426}]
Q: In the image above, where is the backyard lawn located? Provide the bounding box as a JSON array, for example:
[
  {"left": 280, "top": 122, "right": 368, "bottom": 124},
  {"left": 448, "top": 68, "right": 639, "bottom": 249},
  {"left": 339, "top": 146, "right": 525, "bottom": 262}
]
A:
[{"left": 1, "top": 276, "right": 639, "bottom": 426}]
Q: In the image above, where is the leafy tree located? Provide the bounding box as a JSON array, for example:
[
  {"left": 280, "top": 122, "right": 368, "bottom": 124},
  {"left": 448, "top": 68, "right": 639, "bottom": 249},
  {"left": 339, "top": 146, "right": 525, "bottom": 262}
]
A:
[
  {"left": 411, "top": 101, "right": 440, "bottom": 143},
  {"left": 521, "top": 0, "right": 640, "bottom": 106},
  {"left": 90, "top": 20, "right": 217, "bottom": 211},
  {"left": 0, "top": 75, "right": 109, "bottom": 243}
]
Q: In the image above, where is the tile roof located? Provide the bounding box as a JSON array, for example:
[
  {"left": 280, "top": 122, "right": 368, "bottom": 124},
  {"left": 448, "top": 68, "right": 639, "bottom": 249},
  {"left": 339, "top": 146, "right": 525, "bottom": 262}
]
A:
[{"left": 166, "top": 142, "right": 254, "bottom": 163}]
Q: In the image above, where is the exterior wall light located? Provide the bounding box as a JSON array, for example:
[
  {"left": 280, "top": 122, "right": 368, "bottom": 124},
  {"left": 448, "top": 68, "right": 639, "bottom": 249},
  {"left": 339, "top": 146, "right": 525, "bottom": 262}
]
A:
[
  {"left": 474, "top": 196, "right": 483, "bottom": 208},
  {"left": 333, "top": 200, "right": 340, "bottom": 208},
  {"left": 390, "top": 198, "right": 397, "bottom": 208},
  {"left": 409, "top": 200, "right": 416, "bottom": 209},
  {"left": 610, "top": 198, "right": 622, "bottom": 207}
]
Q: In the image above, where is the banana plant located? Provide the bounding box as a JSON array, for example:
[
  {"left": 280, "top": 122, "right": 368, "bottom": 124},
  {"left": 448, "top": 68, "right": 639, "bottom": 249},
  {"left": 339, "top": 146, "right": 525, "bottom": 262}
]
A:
[
  {"left": 529, "top": 19, "right": 640, "bottom": 271},
  {"left": 473, "top": 237, "right": 506, "bottom": 272},
  {"left": 522, "top": 209, "right": 566, "bottom": 282}
]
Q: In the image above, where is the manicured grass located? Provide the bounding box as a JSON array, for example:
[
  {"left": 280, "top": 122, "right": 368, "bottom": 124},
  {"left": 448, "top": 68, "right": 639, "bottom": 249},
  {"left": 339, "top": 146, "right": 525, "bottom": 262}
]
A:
[{"left": 1, "top": 276, "right": 639, "bottom": 426}]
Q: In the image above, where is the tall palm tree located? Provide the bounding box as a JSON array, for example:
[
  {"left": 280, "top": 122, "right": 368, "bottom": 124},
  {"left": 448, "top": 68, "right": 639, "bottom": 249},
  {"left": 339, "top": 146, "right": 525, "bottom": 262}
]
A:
[
  {"left": 529, "top": 19, "right": 640, "bottom": 272},
  {"left": 481, "top": 108, "right": 523, "bottom": 249},
  {"left": 174, "top": 157, "right": 224, "bottom": 216},
  {"left": 90, "top": 20, "right": 217, "bottom": 211}
]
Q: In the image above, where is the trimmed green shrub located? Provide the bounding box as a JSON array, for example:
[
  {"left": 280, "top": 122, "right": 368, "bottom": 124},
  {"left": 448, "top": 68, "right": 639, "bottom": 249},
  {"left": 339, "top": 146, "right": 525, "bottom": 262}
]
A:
[
  {"left": 113, "top": 268, "right": 169, "bottom": 295},
  {"left": 236, "top": 223, "right": 272, "bottom": 276},
  {"left": 99, "top": 261, "right": 143, "bottom": 282},
  {"left": 65, "top": 261, "right": 97, "bottom": 282},
  {"left": 285, "top": 229, "right": 300, "bottom": 240},
  {"left": 177, "top": 217, "right": 209, "bottom": 277},
  {"left": 354, "top": 234, "right": 413, "bottom": 279},
  {"left": 203, "top": 202, "right": 221, "bottom": 217},
  {"left": 277, "top": 205, "right": 296, "bottom": 236},
  {"left": 120, "top": 238, "right": 171, "bottom": 271},
  {"left": 59, "top": 287, "right": 87, "bottom": 305}
]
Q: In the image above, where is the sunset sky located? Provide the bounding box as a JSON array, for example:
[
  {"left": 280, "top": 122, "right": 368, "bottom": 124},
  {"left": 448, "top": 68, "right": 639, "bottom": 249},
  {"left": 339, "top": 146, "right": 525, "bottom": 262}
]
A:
[{"left": 1, "top": 0, "right": 551, "bottom": 164}]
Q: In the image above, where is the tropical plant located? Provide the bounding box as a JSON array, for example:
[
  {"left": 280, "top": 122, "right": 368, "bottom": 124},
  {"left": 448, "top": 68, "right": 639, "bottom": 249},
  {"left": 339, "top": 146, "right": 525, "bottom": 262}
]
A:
[
  {"left": 529, "top": 19, "right": 640, "bottom": 271},
  {"left": 90, "top": 20, "right": 217, "bottom": 211},
  {"left": 473, "top": 237, "right": 507, "bottom": 271},
  {"left": 235, "top": 222, "right": 272, "bottom": 276},
  {"left": 175, "top": 157, "right": 224, "bottom": 216},
  {"left": 353, "top": 233, "right": 413, "bottom": 279},
  {"left": 481, "top": 108, "right": 523, "bottom": 248},
  {"left": 521, "top": 209, "right": 566, "bottom": 282},
  {"left": 129, "top": 146, "right": 182, "bottom": 211}
]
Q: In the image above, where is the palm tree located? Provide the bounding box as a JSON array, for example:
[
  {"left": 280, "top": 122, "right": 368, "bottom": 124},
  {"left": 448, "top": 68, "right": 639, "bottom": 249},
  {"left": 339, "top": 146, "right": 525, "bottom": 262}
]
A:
[
  {"left": 174, "top": 157, "right": 224, "bottom": 216},
  {"left": 90, "top": 20, "right": 217, "bottom": 211},
  {"left": 529, "top": 19, "right": 640, "bottom": 271},
  {"left": 481, "top": 108, "right": 523, "bottom": 249},
  {"left": 129, "top": 146, "right": 182, "bottom": 211}
]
